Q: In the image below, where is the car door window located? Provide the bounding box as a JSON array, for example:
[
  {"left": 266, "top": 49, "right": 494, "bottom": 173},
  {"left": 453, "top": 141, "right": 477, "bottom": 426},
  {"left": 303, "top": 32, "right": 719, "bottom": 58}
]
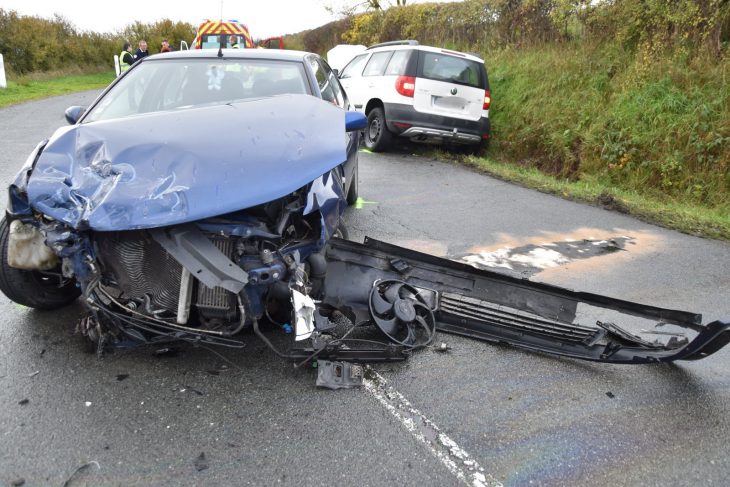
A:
[
  {"left": 384, "top": 50, "right": 410, "bottom": 76},
  {"left": 310, "top": 57, "right": 346, "bottom": 109},
  {"left": 362, "top": 51, "right": 393, "bottom": 77},
  {"left": 339, "top": 54, "right": 369, "bottom": 79}
]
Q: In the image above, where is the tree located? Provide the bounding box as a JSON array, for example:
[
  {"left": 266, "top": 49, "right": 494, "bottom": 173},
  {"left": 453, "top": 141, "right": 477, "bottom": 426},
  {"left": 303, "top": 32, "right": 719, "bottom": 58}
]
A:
[{"left": 325, "top": 0, "right": 406, "bottom": 18}]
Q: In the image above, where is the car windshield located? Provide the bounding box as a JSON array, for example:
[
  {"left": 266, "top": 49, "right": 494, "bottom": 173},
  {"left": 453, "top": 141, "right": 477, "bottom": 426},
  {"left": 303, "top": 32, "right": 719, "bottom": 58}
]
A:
[{"left": 85, "top": 58, "right": 310, "bottom": 123}]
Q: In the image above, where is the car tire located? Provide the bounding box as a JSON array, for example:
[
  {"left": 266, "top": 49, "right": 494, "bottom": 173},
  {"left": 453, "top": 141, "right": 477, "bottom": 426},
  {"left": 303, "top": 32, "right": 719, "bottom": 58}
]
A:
[
  {"left": 346, "top": 163, "right": 359, "bottom": 206},
  {"left": 469, "top": 138, "right": 489, "bottom": 156},
  {"left": 0, "top": 217, "right": 80, "bottom": 310},
  {"left": 364, "top": 107, "right": 392, "bottom": 152}
]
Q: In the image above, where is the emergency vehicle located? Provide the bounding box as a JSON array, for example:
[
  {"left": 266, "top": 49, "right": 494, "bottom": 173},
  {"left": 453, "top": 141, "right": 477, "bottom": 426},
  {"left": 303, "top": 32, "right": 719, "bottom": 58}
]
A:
[{"left": 190, "top": 20, "right": 254, "bottom": 49}]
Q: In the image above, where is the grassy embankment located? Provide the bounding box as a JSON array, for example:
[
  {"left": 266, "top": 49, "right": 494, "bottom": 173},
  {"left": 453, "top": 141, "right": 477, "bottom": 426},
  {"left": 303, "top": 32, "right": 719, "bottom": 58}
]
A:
[
  {"left": 462, "top": 42, "right": 730, "bottom": 240},
  {"left": 0, "top": 69, "right": 115, "bottom": 108}
]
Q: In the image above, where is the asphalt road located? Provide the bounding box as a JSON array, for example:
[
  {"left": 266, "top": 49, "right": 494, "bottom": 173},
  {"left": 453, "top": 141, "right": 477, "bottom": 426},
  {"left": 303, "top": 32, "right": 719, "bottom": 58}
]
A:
[{"left": 1, "top": 91, "right": 729, "bottom": 486}]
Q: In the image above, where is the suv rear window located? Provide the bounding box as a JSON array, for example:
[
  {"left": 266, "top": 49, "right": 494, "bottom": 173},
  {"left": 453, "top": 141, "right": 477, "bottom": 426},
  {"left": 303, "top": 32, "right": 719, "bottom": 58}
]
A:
[{"left": 419, "top": 52, "right": 486, "bottom": 89}]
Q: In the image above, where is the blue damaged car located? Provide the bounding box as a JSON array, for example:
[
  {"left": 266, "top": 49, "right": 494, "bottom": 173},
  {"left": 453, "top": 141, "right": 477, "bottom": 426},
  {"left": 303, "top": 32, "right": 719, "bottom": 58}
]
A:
[{"left": 1, "top": 49, "right": 728, "bottom": 370}]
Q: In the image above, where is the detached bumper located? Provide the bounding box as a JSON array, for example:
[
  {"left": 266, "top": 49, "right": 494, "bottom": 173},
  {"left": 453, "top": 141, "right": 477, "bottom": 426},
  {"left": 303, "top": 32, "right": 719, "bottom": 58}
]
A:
[{"left": 384, "top": 102, "right": 490, "bottom": 145}]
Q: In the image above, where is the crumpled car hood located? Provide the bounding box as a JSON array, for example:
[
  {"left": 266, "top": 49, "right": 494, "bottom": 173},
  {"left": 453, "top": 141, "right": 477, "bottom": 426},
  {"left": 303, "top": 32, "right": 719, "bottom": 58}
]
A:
[{"left": 26, "top": 94, "right": 346, "bottom": 231}]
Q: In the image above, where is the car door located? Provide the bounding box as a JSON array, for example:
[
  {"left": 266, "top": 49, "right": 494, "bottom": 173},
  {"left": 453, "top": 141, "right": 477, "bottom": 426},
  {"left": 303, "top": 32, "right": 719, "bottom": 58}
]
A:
[
  {"left": 310, "top": 56, "right": 359, "bottom": 192},
  {"left": 337, "top": 53, "right": 370, "bottom": 112}
]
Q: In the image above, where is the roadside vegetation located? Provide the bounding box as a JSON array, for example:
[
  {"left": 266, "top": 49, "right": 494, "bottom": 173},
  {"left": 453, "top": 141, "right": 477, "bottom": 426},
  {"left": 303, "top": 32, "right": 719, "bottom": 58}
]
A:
[
  {"left": 0, "top": 9, "right": 196, "bottom": 104},
  {"left": 288, "top": 0, "right": 730, "bottom": 239}
]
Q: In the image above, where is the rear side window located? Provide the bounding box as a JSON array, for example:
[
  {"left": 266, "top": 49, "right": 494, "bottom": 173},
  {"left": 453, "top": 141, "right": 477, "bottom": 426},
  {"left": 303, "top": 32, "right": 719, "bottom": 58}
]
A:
[
  {"left": 339, "top": 54, "right": 368, "bottom": 79},
  {"left": 419, "top": 52, "right": 486, "bottom": 89},
  {"left": 384, "top": 50, "right": 410, "bottom": 76},
  {"left": 362, "top": 51, "right": 393, "bottom": 77}
]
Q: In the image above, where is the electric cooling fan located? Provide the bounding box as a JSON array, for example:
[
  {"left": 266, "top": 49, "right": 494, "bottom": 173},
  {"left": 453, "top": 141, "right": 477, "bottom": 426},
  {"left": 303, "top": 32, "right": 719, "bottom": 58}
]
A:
[{"left": 368, "top": 279, "right": 436, "bottom": 349}]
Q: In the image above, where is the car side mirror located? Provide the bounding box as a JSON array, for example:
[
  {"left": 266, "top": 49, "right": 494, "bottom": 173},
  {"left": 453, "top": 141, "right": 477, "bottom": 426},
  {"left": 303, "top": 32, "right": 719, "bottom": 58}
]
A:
[
  {"left": 64, "top": 106, "right": 85, "bottom": 125},
  {"left": 345, "top": 111, "right": 367, "bottom": 132}
]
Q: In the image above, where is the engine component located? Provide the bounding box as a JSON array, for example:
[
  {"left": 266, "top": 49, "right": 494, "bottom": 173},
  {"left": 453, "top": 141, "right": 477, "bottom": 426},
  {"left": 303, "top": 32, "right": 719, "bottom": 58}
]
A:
[
  {"left": 369, "top": 279, "right": 436, "bottom": 349},
  {"left": 196, "top": 238, "right": 237, "bottom": 321},
  {"left": 7, "top": 220, "right": 59, "bottom": 270}
]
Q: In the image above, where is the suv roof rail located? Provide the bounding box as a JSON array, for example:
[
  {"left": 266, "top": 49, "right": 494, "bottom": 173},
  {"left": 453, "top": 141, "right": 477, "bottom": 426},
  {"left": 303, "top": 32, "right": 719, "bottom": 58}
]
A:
[{"left": 366, "top": 40, "right": 419, "bottom": 50}]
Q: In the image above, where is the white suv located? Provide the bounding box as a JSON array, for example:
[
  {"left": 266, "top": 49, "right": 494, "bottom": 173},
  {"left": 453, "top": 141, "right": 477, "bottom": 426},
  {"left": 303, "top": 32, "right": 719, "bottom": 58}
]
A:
[{"left": 338, "top": 40, "right": 491, "bottom": 152}]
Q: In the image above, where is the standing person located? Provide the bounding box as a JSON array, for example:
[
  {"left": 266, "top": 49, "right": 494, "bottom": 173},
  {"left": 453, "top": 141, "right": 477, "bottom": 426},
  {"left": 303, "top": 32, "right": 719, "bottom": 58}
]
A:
[
  {"left": 229, "top": 35, "right": 240, "bottom": 49},
  {"left": 134, "top": 40, "right": 149, "bottom": 62},
  {"left": 160, "top": 39, "right": 171, "bottom": 53},
  {"left": 119, "top": 42, "right": 134, "bottom": 74}
]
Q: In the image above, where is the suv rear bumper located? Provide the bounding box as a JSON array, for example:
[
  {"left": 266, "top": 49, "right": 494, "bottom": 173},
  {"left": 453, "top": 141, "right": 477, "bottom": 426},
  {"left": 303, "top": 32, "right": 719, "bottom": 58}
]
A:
[{"left": 383, "top": 102, "right": 490, "bottom": 145}]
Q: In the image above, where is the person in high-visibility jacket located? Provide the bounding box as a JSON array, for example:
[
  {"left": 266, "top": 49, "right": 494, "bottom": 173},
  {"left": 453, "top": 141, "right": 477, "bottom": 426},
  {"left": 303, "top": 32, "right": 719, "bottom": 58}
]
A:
[
  {"left": 119, "top": 42, "right": 134, "bottom": 73},
  {"left": 229, "top": 35, "right": 240, "bottom": 49}
]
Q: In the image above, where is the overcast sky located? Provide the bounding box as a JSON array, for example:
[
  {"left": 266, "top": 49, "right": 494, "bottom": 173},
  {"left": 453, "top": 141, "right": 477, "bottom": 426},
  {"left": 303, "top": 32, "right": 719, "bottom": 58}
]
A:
[{"left": 2, "top": 0, "right": 460, "bottom": 39}]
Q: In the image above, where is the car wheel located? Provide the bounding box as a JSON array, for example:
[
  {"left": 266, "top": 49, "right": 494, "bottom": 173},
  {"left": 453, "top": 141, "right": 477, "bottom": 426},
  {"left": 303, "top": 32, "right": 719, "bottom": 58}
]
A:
[
  {"left": 346, "top": 163, "right": 359, "bottom": 206},
  {"left": 469, "top": 138, "right": 489, "bottom": 156},
  {"left": 0, "top": 217, "right": 80, "bottom": 310},
  {"left": 364, "top": 107, "right": 392, "bottom": 152}
]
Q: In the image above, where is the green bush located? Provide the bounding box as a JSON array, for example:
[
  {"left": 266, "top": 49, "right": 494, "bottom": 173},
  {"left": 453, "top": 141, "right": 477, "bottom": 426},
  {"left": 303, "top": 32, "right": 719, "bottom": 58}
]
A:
[{"left": 0, "top": 9, "right": 196, "bottom": 76}]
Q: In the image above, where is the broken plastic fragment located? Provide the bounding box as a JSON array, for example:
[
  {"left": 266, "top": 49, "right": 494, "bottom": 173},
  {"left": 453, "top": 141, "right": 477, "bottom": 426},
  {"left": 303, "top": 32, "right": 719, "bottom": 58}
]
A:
[
  {"left": 291, "top": 290, "right": 315, "bottom": 341},
  {"left": 194, "top": 452, "right": 209, "bottom": 472}
]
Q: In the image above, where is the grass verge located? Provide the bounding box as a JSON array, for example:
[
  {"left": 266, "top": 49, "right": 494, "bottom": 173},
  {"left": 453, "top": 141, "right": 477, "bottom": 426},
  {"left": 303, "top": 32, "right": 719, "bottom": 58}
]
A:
[
  {"left": 455, "top": 152, "right": 730, "bottom": 241},
  {"left": 0, "top": 70, "right": 115, "bottom": 108}
]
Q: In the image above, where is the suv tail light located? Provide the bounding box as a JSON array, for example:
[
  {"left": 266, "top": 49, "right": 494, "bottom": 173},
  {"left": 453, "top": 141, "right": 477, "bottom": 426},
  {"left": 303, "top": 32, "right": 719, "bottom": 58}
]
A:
[
  {"left": 395, "top": 76, "right": 416, "bottom": 98},
  {"left": 483, "top": 90, "right": 491, "bottom": 110}
]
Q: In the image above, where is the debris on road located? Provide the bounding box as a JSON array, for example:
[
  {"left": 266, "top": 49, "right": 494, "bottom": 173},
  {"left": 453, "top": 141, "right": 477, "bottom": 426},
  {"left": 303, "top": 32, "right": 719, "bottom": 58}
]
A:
[
  {"left": 27, "top": 370, "right": 39, "bottom": 377},
  {"left": 18, "top": 398, "right": 29, "bottom": 406},
  {"left": 316, "top": 361, "right": 364, "bottom": 389},
  {"left": 182, "top": 386, "right": 204, "bottom": 396},
  {"left": 62, "top": 461, "right": 100, "bottom": 487},
  {"left": 10, "top": 478, "right": 25, "bottom": 486},
  {"left": 606, "top": 391, "right": 616, "bottom": 399},
  {"left": 84, "top": 401, "right": 92, "bottom": 407},
  {"left": 115, "top": 374, "right": 129, "bottom": 381},
  {"left": 433, "top": 342, "right": 452, "bottom": 353},
  {"left": 194, "top": 452, "right": 209, "bottom": 472}
]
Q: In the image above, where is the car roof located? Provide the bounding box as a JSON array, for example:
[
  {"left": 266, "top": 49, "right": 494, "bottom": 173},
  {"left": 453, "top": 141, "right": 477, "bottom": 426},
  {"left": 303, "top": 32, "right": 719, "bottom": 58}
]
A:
[
  {"left": 366, "top": 44, "right": 484, "bottom": 63},
  {"left": 144, "top": 49, "right": 315, "bottom": 63}
]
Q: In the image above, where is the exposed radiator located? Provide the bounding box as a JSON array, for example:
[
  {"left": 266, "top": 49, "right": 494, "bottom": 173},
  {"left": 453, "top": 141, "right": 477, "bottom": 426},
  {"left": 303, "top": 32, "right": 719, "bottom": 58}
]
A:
[
  {"left": 95, "top": 231, "right": 182, "bottom": 312},
  {"left": 195, "top": 238, "right": 236, "bottom": 319}
]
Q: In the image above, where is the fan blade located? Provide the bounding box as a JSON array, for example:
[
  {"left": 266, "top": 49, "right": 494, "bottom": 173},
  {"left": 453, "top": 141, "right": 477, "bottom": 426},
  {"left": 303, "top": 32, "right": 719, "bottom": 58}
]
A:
[
  {"left": 414, "top": 315, "right": 430, "bottom": 331},
  {"left": 384, "top": 282, "right": 404, "bottom": 304},
  {"left": 400, "top": 286, "right": 418, "bottom": 302},
  {"left": 372, "top": 290, "right": 394, "bottom": 315},
  {"left": 413, "top": 302, "right": 434, "bottom": 315},
  {"left": 403, "top": 323, "right": 417, "bottom": 346},
  {"left": 374, "top": 316, "right": 400, "bottom": 336}
]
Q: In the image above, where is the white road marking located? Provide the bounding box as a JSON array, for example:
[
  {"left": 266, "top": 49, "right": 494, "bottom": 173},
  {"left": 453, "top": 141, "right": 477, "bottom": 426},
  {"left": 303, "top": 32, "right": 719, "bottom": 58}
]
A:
[{"left": 363, "top": 369, "right": 503, "bottom": 487}]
